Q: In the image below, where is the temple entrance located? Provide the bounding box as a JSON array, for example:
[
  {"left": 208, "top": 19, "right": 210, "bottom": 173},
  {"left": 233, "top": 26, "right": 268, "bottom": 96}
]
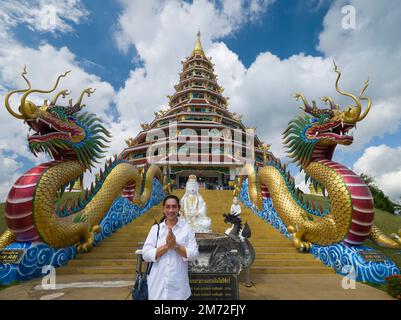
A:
[{"left": 174, "top": 170, "right": 225, "bottom": 189}]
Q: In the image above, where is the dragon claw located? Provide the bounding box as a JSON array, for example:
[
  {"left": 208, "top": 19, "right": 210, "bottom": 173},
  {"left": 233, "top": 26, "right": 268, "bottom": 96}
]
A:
[
  {"left": 287, "top": 225, "right": 311, "bottom": 253},
  {"left": 76, "top": 225, "right": 101, "bottom": 253},
  {"left": 390, "top": 233, "right": 401, "bottom": 246}
]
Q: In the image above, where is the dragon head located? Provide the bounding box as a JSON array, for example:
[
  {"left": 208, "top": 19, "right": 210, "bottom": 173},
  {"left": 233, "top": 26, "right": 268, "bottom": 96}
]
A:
[
  {"left": 284, "top": 62, "right": 372, "bottom": 168},
  {"left": 5, "top": 67, "right": 111, "bottom": 169}
]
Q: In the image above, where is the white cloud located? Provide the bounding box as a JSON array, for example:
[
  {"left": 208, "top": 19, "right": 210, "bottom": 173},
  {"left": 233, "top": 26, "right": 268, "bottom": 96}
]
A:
[
  {"left": 0, "top": 0, "right": 89, "bottom": 34},
  {"left": 0, "top": 0, "right": 114, "bottom": 200},
  {"left": 317, "top": 0, "right": 401, "bottom": 151},
  {"left": 353, "top": 144, "right": 401, "bottom": 200},
  {"left": 0, "top": 152, "right": 24, "bottom": 201}
]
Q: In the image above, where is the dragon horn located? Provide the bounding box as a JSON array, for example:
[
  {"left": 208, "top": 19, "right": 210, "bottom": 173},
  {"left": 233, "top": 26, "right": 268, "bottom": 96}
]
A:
[
  {"left": 357, "top": 78, "right": 372, "bottom": 122},
  {"left": 293, "top": 93, "right": 314, "bottom": 114},
  {"left": 67, "top": 88, "right": 96, "bottom": 114},
  {"left": 294, "top": 93, "right": 333, "bottom": 117},
  {"left": 320, "top": 96, "right": 339, "bottom": 110},
  {"left": 20, "top": 71, "right": 71, "bottom": 118},
  {"left": 5, "top": 66, "right": 31, "bottom": 120},
  {"left": 333, "top": 61, "right": 362, "bottom": 120},
  {"left": 50, "top": 89, "right": 71, "bottom": 106}
]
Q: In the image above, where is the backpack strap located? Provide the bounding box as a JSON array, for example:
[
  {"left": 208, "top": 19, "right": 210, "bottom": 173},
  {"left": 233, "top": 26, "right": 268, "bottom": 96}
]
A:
[{"left": 145, "top": 223, "right": 160, "bottom": 275}]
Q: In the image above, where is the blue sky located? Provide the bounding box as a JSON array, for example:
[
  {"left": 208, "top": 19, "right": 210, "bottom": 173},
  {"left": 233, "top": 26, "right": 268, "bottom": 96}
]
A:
[
  {"left": 10, "top": 0, "right": 332, "bottom": 88},
  {"left": 1, "top": 0, "right": 401, "bottom": 200}
]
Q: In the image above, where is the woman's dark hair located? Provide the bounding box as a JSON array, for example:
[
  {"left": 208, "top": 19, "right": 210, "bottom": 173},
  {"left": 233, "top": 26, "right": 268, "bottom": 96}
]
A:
[
  {"left": 162, "top": 194, "right": 180, "bottom": 207},
  {"left": 160, "top": 195, "right": 180, "bottom": 223}
]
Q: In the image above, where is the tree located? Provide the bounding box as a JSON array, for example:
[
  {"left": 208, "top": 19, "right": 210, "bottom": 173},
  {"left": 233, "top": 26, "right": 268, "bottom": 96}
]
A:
[{"left": 360, "top": 173, "right": 396, "bottom": 214}]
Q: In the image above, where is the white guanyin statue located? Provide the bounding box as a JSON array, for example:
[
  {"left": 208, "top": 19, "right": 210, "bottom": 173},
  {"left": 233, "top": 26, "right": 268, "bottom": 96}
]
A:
[{"left": 180, "top": 175, "right": 212, "bottom": 233}]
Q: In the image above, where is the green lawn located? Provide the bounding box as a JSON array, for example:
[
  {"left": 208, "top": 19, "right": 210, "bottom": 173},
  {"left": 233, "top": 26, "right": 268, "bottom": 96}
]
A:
[{"left": 0, "top": 203, "right": 5, "bottom": 236}]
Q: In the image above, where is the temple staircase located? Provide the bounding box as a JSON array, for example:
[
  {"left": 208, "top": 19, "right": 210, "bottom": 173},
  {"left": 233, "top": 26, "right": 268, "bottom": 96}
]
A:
[{"left": 58, "top": 190, "right": 333, "bottom": 276}]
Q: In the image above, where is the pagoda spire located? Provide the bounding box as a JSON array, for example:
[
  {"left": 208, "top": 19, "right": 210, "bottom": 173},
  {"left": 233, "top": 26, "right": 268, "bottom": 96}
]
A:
[{"left": 192, "top": 31, "right": 205, "bottom": 56}]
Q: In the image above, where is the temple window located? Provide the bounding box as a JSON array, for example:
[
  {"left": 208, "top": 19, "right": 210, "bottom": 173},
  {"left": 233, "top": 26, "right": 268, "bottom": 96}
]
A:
[{"left": 133, "top": 153, "right": 146, "bottom": 159}]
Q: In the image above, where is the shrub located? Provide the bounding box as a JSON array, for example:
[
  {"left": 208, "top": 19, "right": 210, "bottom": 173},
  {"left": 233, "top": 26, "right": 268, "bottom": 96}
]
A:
[{"left": 385, "top": 274, "right": 401, "bottom": 299}]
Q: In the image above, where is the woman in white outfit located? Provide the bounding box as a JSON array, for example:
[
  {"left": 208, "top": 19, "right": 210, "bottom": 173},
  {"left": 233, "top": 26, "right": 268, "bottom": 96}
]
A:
[
  {"left": 142, "top": 195, "right": 199, "bottom": 300},
  {"left": 225, "top": 197, "right": 242, "bottom": 236},
  {"left": 230, "top": 197, "right": 241, "bottom": 217}
]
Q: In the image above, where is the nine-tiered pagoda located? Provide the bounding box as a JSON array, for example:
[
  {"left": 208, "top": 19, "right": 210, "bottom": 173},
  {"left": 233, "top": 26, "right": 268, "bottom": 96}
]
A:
[{"left": 121, "top": 32, "right": 270, "bottom": 189}]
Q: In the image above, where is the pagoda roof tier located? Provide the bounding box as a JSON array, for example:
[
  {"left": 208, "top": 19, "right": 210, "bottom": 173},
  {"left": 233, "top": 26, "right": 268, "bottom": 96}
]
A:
[
  {"left": 180, "top": 64, "right": 215, "bottom": 75},
  {"left": 171, "top": 99, "right": 227, "bottom": 110},
  {"left": 152, "top": 109, "right": 235, "bottom": 126},
  {"left": 173, "top": 77, "right": 221, "bottom": 91},
  {"left": 157, "top": 105, "right": 230, "bottom": 122},
  {"left": 182, "top": 55, "right": 214, "bottom": 67},
  {"left": 138, "top": 153, "right": 246, "bottom": 166},
  {"left": 130, "top": 122, "right": 263, "bottom": 146},
  {"left": 146, "top": 119, "right": 247, "bottom": 137},
  {"left": 179, "top": 70, "right": 216, "bottom": 82},
  {"left": 123, "top": 135, "right": 265, "bottom": 152},
  {"left": 171, "top": 97, "right": 228, "bottom": 110},
  {"left": 170, "top": 87, "right": 226, "bottom": 99}
]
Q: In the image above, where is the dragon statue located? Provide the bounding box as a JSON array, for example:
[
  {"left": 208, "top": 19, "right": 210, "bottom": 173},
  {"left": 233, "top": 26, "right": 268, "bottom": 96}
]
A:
[
  {"left": 0, "top": 67, "right": 163, "bottom": 253},
  {"left": 237, "top": 62, "right": 401, "bottom": 252}
]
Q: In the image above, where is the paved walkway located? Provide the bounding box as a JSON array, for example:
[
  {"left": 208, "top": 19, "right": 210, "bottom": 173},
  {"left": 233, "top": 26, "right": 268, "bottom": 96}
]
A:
[{"left": 0, "top": 273, "right": 393, "bottom": 300}]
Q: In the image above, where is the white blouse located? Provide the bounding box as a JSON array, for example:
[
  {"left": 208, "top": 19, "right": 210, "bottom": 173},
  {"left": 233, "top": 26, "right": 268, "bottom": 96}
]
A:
[
  {"left": 230, "top": 204, "right": 241, "bottom": 216},
  {"left": 142, "top": 218, "right": 199, "bottom": 300}
]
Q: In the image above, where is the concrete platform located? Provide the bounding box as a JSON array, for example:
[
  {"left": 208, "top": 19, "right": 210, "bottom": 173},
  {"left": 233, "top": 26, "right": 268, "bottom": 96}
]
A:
[{"left": 0, "top": 273, "right": 393, "bottom": 300}]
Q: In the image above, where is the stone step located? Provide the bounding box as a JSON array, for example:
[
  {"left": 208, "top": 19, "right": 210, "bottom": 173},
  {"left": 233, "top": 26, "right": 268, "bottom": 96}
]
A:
[
  {"left": 91, "top": 247, "right": 139, "bottom": 253},
  {"left": 76, "top": 252, "right": 137, "bottom": 260},
  {"left": 250, "top": 266, "right": 334, "bottom": 274},
  {"left": 67, "top": 259, "right": 137, "bottom": 267},
  {"left": 90, "top": 243, "right": 296, "bottom": 255},
  {"left": 255, "top": 252, "right": 316, "bottom": 259},
  {"left": 57, "top": 266, "right": 135, "bottom": 275},
  {"left": 102, "top": 236, "right": 289, "bottom": 244},
  {"left": 57, "top": 265, "right": 334, "bottom": 276},
  {"left": 76, "top": 252, "right": 315, "bottom": 261},
  {"left": 252, "top": 259, "right": 322, "bottom": 267},
  {"left": 94, "top": 240, "right": 294, "bottom": 248}
]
